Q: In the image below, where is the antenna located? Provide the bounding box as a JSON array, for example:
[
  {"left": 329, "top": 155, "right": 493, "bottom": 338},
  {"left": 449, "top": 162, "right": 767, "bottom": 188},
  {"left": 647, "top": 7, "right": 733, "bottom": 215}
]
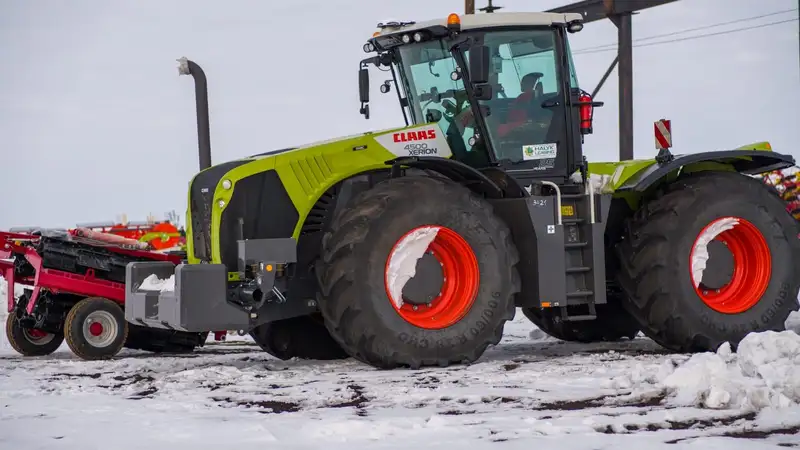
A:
[{"left": 479, "top": 0, "right": 502, "bottom": 13}]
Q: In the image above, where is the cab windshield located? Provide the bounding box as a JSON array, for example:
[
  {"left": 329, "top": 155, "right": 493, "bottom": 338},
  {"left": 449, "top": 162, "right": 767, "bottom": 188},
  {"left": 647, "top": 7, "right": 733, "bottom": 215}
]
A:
[{"left": 396, "top": 28, "right": 575, "bottom": 168}]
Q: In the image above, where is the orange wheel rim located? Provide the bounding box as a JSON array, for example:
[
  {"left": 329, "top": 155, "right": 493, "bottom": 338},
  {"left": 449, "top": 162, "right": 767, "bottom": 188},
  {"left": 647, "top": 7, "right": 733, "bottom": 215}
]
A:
[
  {"left": 384, "top": 225, "right": 480, "bottom": 329},
  {"left": 689, "top": 217, "right": 771, "bottom": 314}
]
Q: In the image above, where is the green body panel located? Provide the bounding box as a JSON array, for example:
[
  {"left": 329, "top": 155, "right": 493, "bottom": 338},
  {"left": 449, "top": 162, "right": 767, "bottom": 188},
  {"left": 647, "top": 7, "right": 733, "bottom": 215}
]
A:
[
  {"left": 183, "top": 127, "right": 778, "bottom": 265},
  {"left": 186, "top": 123, "right": 435, "bottom": 265},
  {"left": 586, "top": 141, "right": 776, "bottom": 209}
]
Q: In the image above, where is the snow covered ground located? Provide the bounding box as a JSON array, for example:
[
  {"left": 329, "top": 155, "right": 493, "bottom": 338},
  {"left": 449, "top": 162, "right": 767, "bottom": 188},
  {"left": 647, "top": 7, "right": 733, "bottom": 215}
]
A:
[{"left": 1, "top": 278, "right": 800, "bottom": 449}]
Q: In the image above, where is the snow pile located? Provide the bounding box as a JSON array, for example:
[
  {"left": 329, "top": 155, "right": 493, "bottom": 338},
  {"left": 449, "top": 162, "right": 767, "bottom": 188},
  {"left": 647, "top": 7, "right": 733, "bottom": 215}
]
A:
[
  {"left": 139, "top": 274, "right": 176, "bottom": 292},
  {"left": 653, "top": 331, "right": 800, "bottom": 411},
  {"left": 785, "top": 310, "right": 800, "bottom": 335}
]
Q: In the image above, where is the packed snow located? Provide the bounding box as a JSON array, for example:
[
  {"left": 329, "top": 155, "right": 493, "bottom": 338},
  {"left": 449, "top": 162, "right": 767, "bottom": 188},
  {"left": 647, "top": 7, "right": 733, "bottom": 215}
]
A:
[
  {"left": 139, "top": 273, "right": 176, "bottom": 292},
  {"left": 1, "top": 278, "right": 799, "bottom": 448},
  {"left": 385, "top": 226, "right": 441, "bottom": 308}
]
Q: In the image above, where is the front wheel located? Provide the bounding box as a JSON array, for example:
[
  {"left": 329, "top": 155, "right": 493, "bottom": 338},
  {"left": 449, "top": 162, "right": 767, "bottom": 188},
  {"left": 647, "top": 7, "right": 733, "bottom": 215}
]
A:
[
  {"left": 615, "top": 171, "right": 800, "bottom": 352},
  {"left": 317, "top": 175, "right": 520, "bottom": 369}
]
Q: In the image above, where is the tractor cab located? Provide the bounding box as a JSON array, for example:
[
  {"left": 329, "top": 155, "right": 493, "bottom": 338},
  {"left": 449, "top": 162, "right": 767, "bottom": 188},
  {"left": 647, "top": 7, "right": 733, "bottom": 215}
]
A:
[{"left": 360, "top": 11, "right": 594, "bottom": 186}]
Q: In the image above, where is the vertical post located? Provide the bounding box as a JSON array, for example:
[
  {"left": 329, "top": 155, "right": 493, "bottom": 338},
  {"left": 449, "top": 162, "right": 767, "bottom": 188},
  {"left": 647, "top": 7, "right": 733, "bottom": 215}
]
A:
[
  {"left": 617, "top": 13, "right": 634, "bottom": 161},
  {"left": 465, "top": 0, "right": 475, "bottom": 14},
  {"left": 177, "top": 57, "right": 212, "bottom": 171}
]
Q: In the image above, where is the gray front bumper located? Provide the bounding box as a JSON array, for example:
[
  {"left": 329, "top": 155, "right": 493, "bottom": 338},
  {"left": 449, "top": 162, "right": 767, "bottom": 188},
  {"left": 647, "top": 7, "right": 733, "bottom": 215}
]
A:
[
  {"left": 124, "top": 237, "right": 298, "bottom": 332},
  {"left": 125, "top": 262, "right": 249, "bottom": 331}
]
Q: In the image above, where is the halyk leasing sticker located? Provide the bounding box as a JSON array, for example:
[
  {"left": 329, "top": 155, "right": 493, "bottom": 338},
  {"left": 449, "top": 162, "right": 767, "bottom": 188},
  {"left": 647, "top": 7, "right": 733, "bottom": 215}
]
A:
[{"left": 522, "top": 143, "right": 557, "bottom": 161}]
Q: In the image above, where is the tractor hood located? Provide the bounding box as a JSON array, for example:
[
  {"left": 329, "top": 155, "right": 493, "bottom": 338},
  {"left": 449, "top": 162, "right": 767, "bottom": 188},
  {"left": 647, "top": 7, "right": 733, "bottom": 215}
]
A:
[{"left": 186, "top": 123, "right": 451, "bottom": 263}]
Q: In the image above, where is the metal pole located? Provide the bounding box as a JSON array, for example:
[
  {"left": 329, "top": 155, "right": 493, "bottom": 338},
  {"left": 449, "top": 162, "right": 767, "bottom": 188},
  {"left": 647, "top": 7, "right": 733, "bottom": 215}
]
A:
[
  {"left": 466, "top": 0, "right": 475, "bottom": 14},
  {"left": 617, "top": 14, "right": 634, "bottom": 161}
]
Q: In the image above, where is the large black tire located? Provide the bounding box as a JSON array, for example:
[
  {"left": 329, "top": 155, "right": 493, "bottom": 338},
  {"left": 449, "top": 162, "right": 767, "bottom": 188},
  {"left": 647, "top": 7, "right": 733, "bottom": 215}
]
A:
[
  {"left": 615, "top": 171, "right": 800, "bottom": 352},
  {"left": 317, "top": 175, "right": 520, "bottom": 369},
  {"left": 250, "top": 315, "right": 349, "bottom": 360},
  {"left": 64, "top": 297, "right": 128, "bottom": 360},
  {"left": 5, "top": 312, "right": 64, "bottom": 356},
  {"left": 521, "top": 295, "right": 639, "bottom": 342}
]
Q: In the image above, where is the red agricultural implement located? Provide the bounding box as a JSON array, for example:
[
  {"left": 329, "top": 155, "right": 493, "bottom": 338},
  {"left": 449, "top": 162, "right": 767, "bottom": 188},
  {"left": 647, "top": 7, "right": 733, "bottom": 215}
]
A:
[
  {"left": 2, "top": 228, "right": 222, "bottom": 360},
  {"left": 761, "top": 168, "right": 800, "bottom": 220},
  {"left": 11, "top": 218, "right": 186, "bottom": 253}
]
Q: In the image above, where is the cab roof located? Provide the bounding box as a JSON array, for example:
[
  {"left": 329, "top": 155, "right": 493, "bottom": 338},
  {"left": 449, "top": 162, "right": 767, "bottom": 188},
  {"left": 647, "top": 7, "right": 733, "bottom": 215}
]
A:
[{"left": 373, "top": 11, "right": 584, "bottom": 38}]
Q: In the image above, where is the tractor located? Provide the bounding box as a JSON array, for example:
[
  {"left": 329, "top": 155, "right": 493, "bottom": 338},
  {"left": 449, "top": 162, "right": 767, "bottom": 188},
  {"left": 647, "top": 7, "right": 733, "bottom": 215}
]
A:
[{"left": 125, "top": 11, "right": 800, "bottom": 369}]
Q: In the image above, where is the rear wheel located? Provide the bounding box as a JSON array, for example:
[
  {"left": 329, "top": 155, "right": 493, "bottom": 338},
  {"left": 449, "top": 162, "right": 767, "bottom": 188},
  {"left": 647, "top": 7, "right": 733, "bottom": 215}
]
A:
[
  {"left": 5, "top": 313, "right": 64, "bottom": 356},
  {"left": 64, "top": 297, "right": 128, "bottom": 360},
  {"left": 317, "top": 175, "right": 520, "bottom": 369},
  {"left": 521, "top": 295, "right": 639, "bottom": 342},
  {"left": 615, "top": 171, "right": 800, "bottom": 352},
  {"left": 250, "top": 315, "right": 349, "bottom": 360}
]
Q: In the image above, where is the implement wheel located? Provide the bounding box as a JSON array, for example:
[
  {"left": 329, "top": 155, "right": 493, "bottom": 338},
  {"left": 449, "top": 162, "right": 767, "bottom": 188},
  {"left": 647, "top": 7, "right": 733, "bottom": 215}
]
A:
[
  {"left": 5, "top": 313, "right": 64, "bottom": 356},
  {"left": 615, "top": 171, "right": 800, "bottom": 352},
  {"left": 64, "top": 297, "right": 128, "bottom": 360},
  {"left": 317, "top": 175, "right": 520, "bottom": 369}
]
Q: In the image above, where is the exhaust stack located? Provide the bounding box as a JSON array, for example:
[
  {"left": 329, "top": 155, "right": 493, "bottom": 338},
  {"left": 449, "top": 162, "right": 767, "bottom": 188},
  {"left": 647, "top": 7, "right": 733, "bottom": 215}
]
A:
[{"left": 177, "top": 57, "right": 212, "bottom": 171}]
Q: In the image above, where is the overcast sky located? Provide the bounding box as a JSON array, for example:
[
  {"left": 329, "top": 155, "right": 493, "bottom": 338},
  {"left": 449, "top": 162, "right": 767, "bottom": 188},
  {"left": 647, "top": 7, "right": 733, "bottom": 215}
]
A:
[{"left": 0, "top": 0, "right": 798, "bottom": 230}]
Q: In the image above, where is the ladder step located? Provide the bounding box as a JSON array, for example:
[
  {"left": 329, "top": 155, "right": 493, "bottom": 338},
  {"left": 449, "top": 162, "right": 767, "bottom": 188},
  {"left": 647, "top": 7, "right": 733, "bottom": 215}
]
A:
[
  {"left": 564, "top": 242, "right": 588, "bottom": 249},
  {"left": 561, "top": 193, "right": 585, "bottom": 199},
  {"left": 566, "top": 290, "right": 594, "bottom": 298},
  {"left": 566, "top": 266, "right": 591, "bottom": 274},
  {"left": 563, "top": 218, "right": 585, "bottom": 225}
]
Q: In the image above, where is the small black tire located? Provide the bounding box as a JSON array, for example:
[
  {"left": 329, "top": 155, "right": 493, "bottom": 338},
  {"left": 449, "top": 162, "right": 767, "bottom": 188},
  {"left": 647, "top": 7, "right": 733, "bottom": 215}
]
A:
[
  {"left": 64, "top": 297, "right": 128, "bottom": 360},
  {"left": 249, "top": 315, "right": 349, "bottom": 360},
  {"left": 317, "top": 175, "right": 520, "bottom": 369},
  {"left": 5, "top": 313, "right": 64, "bottom": 356},
  {"left": 615, "top": 171, "right": 800, "bottom": 353},
  {"left": 521, "top": 295, "right": 639, "bottom": 343}
]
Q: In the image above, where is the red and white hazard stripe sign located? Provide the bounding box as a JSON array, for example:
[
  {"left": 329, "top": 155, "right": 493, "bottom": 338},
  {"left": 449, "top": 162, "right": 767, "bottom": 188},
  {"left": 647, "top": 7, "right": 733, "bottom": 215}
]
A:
[{"left": 655, "top": 119, "right": 672, "bottom": 149}]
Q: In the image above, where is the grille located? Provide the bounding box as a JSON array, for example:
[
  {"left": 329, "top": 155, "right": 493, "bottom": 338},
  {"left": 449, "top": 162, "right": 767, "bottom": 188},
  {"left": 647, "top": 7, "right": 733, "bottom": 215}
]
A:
[{"left": 188, "top": 160, "right": 249, "bottom": 261}]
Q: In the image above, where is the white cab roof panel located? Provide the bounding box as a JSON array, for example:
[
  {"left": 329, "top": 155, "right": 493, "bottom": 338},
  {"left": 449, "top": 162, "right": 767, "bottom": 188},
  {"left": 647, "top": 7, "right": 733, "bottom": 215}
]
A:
[{"left": 375, "top": 12, "right": 584, "bottom": 37}]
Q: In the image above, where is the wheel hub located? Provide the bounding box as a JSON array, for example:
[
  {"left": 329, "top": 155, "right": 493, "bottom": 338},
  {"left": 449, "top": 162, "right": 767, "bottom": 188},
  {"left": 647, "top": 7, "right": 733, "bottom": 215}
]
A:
[
  {"left": 690, "top": 216, "right": 771, "bottom": 314},
  {"left": 23, "top": 328, "right": 55, "bottom": 345},
  {"left": 82, "top": 310, "right": 118, "bottom": 347},
  {"left": 401, "top": 252, "right": 444, "bottom": 306}
]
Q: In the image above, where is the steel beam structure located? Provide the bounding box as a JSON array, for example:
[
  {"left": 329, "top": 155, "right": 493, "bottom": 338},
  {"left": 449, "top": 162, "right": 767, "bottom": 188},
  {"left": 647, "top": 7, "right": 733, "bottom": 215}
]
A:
[{"left": 546, "top": 0, "right": 679, "bottom": 160}]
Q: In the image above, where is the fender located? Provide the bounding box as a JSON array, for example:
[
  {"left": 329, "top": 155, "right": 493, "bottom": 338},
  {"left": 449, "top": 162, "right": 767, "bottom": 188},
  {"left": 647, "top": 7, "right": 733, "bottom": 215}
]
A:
[
  {"left": 386, "top": 156, "right": 505, "bottom": 198},
  {"left": 616, "top": 150, "right": 796, "bottom": 193}
]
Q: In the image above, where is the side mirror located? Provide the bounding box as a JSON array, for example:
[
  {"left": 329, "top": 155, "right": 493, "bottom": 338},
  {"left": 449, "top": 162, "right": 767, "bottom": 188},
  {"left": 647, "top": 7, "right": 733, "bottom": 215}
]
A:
[
  {"left": 468, "top": 45, "right": 490, "bottom": 85},
  {"left": 359, "top": 68, "right": 369, "bottom": 103}
]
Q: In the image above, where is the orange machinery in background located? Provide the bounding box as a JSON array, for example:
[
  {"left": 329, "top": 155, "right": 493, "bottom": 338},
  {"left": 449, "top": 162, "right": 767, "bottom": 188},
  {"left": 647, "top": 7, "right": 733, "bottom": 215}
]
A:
[{"left": 72, "top": 215, "right": 185, "bottom": 252}]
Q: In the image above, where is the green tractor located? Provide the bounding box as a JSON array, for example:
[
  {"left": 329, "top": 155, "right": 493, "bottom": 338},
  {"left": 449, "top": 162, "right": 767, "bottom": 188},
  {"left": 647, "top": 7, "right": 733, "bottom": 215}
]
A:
[{"left": 125, "top": 11, "right": 800, "bottom": 369}]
